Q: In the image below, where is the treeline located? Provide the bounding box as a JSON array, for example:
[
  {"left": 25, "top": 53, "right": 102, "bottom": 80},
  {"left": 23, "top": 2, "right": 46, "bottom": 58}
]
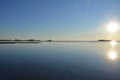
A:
[
  {"left": 0, "top": 39, "right": 40, "bottom": 41},
  {"left": 0, "top": 39, "right": 52, "bottom": 42}
]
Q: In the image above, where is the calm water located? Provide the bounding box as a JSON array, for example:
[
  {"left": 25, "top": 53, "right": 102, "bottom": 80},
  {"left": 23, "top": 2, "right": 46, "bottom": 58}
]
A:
[{"left": 0, "top": 42, "right": 120, "bottom": 80}]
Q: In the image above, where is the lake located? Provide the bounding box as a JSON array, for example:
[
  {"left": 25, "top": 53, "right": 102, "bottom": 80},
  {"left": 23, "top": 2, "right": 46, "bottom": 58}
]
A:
[{"left": 0, "top": 42, "right": 120, "bottom": 80}]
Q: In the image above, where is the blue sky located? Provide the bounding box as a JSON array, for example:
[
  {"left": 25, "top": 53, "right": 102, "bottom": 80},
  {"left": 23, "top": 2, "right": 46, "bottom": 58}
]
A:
[{"left": 0, "top": 0, "right": 120, "bottom": 40}]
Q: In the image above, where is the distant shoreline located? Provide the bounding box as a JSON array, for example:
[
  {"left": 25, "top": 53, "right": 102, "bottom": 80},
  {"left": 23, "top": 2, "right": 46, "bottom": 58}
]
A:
[
  {"left": 0, "top": 39, "right": 119, "bottom": 44},
  {"left": 0, "top": 40, "right": 120, "bottom": 44}
]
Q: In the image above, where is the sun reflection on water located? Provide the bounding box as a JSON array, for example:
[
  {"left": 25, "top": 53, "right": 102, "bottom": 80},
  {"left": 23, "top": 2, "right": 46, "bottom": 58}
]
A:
[
  {"left": 110, "top": 40, "right": 117, "bottom": 46},
  {"left": 108, "top": 50, "right": 117, "bottom": 60},
  {"left": 108, "top": 40, "right": 118, "bottom": 60}
]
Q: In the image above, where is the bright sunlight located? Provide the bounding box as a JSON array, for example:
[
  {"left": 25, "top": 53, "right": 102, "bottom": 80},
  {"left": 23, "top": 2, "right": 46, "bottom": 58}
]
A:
[
  {"left": 110, "top": 40, "right": 117, "bottom": 46},
  {"left": 108, "top": 51, "right": 117, "bottom": 60},
  {"left": 107, "top": 22, "right": 119, "bottom": 33}
]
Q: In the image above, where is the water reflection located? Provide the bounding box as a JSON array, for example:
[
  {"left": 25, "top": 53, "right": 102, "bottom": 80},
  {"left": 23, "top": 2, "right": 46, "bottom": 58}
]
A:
[
  {"left": 108, "top": 40, "right": 118, "bottom": 60},
  {"left": 108, "top": 50, "right": 117, "bottom": 60},
  {"left": 110, "top": 40, "right": 117, "bottom": 46}
]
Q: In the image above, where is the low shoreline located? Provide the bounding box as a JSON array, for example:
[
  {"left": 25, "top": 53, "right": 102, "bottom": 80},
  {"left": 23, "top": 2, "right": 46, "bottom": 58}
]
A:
[
  {"left": 0, "top": 41, "right": 41, "bottom": 44},
  {"left": 0, "top": 40, "right": 119, "bottom": 44}
]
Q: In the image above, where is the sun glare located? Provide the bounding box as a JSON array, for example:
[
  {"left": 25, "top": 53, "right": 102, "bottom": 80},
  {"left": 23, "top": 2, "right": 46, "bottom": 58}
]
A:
[
  {"left": 108, "top": 51, "right": 117, "bottom": 60},
  {"left": 110, "top": 40, "right": 117, "bottom": 46},
  {"left": 107, "top": 22, "right": 119, "bottom": 33}
]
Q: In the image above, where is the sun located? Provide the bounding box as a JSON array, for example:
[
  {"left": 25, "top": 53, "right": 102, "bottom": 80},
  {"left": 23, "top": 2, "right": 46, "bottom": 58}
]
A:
[{"left": 107, "top": 22, "right": 119, "bottom": 33}]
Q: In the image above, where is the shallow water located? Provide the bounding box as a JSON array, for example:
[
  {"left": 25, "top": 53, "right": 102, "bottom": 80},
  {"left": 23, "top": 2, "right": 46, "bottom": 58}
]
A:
[{"left": 0, "top": 42, "right": 120, "bottom": 80}]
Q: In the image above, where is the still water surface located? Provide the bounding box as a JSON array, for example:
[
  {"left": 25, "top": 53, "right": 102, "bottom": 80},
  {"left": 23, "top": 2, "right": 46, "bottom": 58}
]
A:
[{"left": 0, "top": 42, "right": 120, "bottom": 80}]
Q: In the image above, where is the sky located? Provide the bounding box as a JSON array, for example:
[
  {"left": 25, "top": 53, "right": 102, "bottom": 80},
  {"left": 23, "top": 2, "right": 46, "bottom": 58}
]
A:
[{"left": 0, "top": 0, "right": 120, "bottom": 40}]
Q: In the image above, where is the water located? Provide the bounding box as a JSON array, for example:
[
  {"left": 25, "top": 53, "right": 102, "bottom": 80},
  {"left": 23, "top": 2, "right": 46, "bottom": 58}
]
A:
[{"left": 0, "top": 42, "right": 120, "bottom": 80}]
